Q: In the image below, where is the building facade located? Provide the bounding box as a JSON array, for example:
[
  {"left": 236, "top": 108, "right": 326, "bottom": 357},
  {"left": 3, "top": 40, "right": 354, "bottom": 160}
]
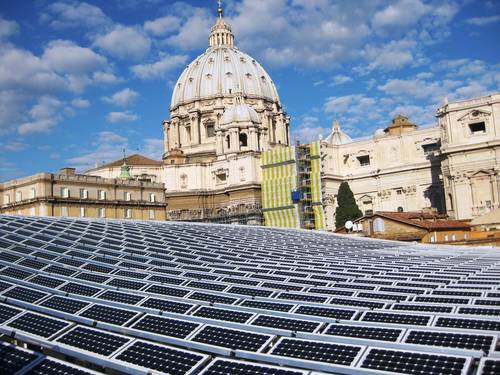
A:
[{"left": 0, "top": 168, "right": 166, "bottom": 221}]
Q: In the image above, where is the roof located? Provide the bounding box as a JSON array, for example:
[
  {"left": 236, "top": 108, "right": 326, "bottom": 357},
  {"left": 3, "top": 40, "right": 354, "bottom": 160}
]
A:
[
  {"left": 361, "top": 211, "right": 471, "bottom": 230},
  {"left": 470, "top": 208, "right": 500, "bottom": 226},
  {"left": 95, "top": 154, "right": 163, "bottom": 169}
]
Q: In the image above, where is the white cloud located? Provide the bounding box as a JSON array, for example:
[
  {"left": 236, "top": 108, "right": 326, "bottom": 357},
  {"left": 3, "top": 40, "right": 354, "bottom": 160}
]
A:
[
  {"left": 0, "top": 18, "right": 19, "bottom": 39},
  {"left": 361, "top": 39, "right": 417, "bottom": 71},
  {"left": 92, "top": 71, "right": 121, "bottom": 84},
  {"left": 106, "top": 111, "right": 139, "bottom": 123},
  {"left": 42, "top": 1, "right": 111, "bottom": 29},
  {"left": 141, "top": 138, "right": 164, "bottom": 159},
  {"left": 94, "top": 25, "right": 151, "bottom": 60},
  {"left": 42, "top": 40, "right": 107, "bottom": 75},
  {"left": 18, "top": 96, "right": 63, "bottom": 135},
  {"left": 67, "top": 131, "right": 128, "bottom": 171},
  {"left": 372, "top": 0, "right": 431, "bottom": 30},
  {"left": 102, "top": 88, "right": 139, "bottom": 107},
  {"left": 144, "top": 15, "right": 181, "bottom": 36},
  {"left": 330, "top": 74, "right": 353, "bottom": 86},
  {"left": 466, "top": 15, "right": 500, "bottom": 26},
  {"left": 166, "top": 8, "right": 213, "bottom": 50},
  {"left": 293, "top": 115, "right": 327, "bottom": 142},
  {"left": 71, "top": 98, "right": 90, "bottom": 108},
  {"left": 0, "top": 142, "right": 28, "bottom": 152},
  {"left": 131, "top": 54, "right": 188, "bottom": 79}
]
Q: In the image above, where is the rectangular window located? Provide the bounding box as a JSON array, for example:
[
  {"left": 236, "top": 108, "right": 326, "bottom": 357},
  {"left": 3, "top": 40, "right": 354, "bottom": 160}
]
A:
[
  {"left": 15, "top": 191, "right": 22, "bottom": 202},
  {"left": 396, "top": 189, "right": 403, "bottom": 195},
  {"left": 124, "top": 192, "right": 131, "bottom": 201},
  {"left": 61, "top": 187, "right": 70, "bottom": 198},
  {"left": 98, "top": 190, "right": 106, "bottom": 200},
  {"left": 451, "top": 234, "right": 456, "bottom": 241},
  {"left": 125, "top": 208, "right": 132, "bottom": 219},
  {"left": 469, "top": 122, "right": 486, "bottom": 134},
  {"left": 444, "top": 235, "right": 449, "bottom": 242},
  {"left": 464, "top": 233, "right": 468, "bottom": 240},
  {"left": 80, "top": 189, "right": 88, "bottom": 199},
  {"left": 430, "top": 235, "right": 436, "bottom": 243},
  {"left": 61, "top": 207, "right": 68, "bottom": 217},
  {"left": 98, "top": 208, "right": 106, "bottom": 218},
  {"left": 29, "top": 188, "right": 36, "bottom": 199},
  {"left": 422, "top": 143, "right": 439, "bottom": 156},
  {"left": 3, "top": 195, "right": 10, "bottom": 205},
  {"left": 80, "top": 207, "right": 86, "bottom": 217},
  {"left": 357, "top": 155, "right": 370, "bottom": 166},
  {"left": 149, "top": 209, "right": 155, "bottom": 220},
  {"left": 150, "top": 193, "right": 156, "bottom": 203},
  {"left": 206, "top": 123, "right": 215, "bottom": 138}
]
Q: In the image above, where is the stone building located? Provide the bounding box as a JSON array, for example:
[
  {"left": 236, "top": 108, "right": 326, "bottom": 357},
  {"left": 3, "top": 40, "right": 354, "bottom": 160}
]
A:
[{"left": 0, "top": 168, "right": 166, "bottom": 221}]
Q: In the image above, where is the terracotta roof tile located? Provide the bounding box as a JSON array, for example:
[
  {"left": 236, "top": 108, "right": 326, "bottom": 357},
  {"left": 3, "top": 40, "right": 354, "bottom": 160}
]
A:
[{"left": 96, "top": 154, "right": 163, "bottom": 169}]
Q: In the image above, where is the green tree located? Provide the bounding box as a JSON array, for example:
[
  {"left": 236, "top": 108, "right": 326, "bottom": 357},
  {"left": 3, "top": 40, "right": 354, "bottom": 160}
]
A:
[{"left": 335, "top": 182, "right": 363, "bottom": 229}]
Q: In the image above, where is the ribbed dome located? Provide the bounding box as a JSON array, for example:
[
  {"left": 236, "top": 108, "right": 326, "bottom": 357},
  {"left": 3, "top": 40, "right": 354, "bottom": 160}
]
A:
[
  {"left": 171, "top": 48, "right": 280, "bottom": 110},
  {"left": 220, "top": 98, "right": 261, "bottom": 126},
  {"left": 170, "top": 6, "right": 280, "bottom": 110},
  {"left": 326, "top": 120, "right": 352, "bottom": 145}
]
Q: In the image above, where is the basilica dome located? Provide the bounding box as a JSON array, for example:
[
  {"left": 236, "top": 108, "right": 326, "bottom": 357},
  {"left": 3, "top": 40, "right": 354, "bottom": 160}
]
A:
[
  {"left": 170, "top": 8, "right": 280, "bottom": 110},
  {"left": 326, "top": 120, "right": 352, "bottom": 145}
]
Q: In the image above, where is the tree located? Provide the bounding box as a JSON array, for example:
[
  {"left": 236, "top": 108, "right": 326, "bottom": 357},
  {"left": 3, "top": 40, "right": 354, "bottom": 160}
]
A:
[{"left": 335, "top": 182, "right": 363, "bottom": 229}]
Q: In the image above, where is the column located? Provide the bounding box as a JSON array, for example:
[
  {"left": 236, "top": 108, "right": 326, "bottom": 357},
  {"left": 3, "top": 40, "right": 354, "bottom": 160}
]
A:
[
  {"left": 163, "top": 121, "right": 170, "bottom": 153},
  {"left": 216, "top": 131, "right": 224, "bottom": 155},
  {"left": 191, "top": 113, "right": 200, "bottom": 145}
]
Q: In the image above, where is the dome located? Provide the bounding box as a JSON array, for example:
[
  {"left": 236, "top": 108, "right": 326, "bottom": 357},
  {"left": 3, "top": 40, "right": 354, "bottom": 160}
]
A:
[
  {"left": 325, "top": 120, "right": 352, "bottom": 145},
  {"left": 220, "top": 97, "right": 261, "bottom": 126},
  {"left": 170, "top": 6, "right": 280, "bottom": 110}
]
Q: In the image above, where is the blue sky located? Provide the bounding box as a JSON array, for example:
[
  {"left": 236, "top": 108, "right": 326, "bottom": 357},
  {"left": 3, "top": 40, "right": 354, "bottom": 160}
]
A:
[{"left": 0, "top": 0, "right": 499, "bottom": 181}]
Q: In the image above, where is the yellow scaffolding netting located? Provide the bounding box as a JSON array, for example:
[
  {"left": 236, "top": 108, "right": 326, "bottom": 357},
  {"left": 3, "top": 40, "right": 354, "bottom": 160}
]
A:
[
  {"left": 261, "top": 147, "right": 300, "bottom": 228},
  {"left": 309, "top": 141, "right": 326, "bottom": 230}
]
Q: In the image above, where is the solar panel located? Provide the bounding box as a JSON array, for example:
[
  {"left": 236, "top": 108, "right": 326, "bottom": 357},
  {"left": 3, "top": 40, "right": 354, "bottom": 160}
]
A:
[
  {"left": 3, "top": 286, "right": 48, "bottom": 303},
  {"left": 270, "top": 337, "right": 362, "bottom": 366},
  {"left": 360, "top": 348, "right": 471, "bottom": 375},
  {"left": 78, "top": 304, "right": 138, "bottom": 326},
  {"left": 131, "top": 315, "right": 200, "bottom": 339},
  {"left": 114, "top": 340, "right": 207, "bottom": 374},
  {"left": 404, "top": 329, "right": 496, "bottom": 354},
  {"left": 40, "top": 296, "right": 90, "bottom": 314},
  {"left": 191, "top": 325, "right": 272, "bottom": 352},
  {"left": 325, "top": 323, "right": 403, "bottom": 342},
  {"left": 0, "top": 303, "right": 22, "bottom": 323},
  {"left": 251, "top": 315, "right": 321, "bottom": 332},
  {"left": 193, "top": 306, "right": 254, "bottom": 323},
  {"left": 24, "top": 358, "right": 100, "bottom": 375},
  {"left": 0, "top": 342, "right": 40, "bottom": 375},
  {"left": 200, "top": 359, "right": 307, "bottom": 375},
  {"left": 6, "top": 312, "right": 71, "bottom": 338},
  {"left": 56, "top": 326, "right": 131, "bottom": 356}
]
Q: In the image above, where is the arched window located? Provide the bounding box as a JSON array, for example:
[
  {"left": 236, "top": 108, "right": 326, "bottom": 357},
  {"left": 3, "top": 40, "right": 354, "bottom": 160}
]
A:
[
  {"left": 226, "top": 135, "right": 231, "bottom": 149},
  {"left": 239, "top": 133, "right": 248, "bottom": 147},
  {"left": 373, "top": 218, "right": 385, "bottom": 233},
  {"left": 397, "top": 206, "right": 404, "bottom": 212}
]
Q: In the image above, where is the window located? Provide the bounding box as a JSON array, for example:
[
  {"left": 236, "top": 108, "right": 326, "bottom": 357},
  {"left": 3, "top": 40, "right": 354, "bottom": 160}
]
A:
[
  {"left": 125, "top": 208, "right": 132, "bottom": 219},
  {"left": 15, "top": 191, "right": 22, "bottom": 202},
  {"left": 80, "top": 207, "right": 86, "bottom": 217},
  {"left": 61, "top": 207, "right": 68, "bottom": 217},
  {"left": 464, "top": 233, "right": 468, "bottom": 240},
  {"left": 451, "top": 234, "right": 456, "bottom": 241},
  {"left": 239, "top": 133, "right": 248, "bottom": 147},
  {"left": 150, "top": 193, "right": 156, "bottom": 203},
  {"left": 397, "top": 206, "right": 404, "bottom": 212},
  {"left": 29, "top": 188, "right": 36, "bottom": 199},
  {"left": 469, "top": 122, "right": 486, "bottom": 134},
  {"left": 486, "top": 200, "right": 492, "bottom": 208},
  {"left": 149, "top": 209, "right": 155, "bottom": 220},
  {"left": 98, "top": 190, "right": 106, "bottom": 200},
  {"left": 422, "top": 143, "right": 439, "bottom": 156},
  {"left": 124, "top": 192, "right": 131, "bottom": 201},
  {"left": 226, "top": 135, "right": 231, "bottom": 149},
  {"left": 206, "top": 123, "right": 215, "bottom": 138},
  {"left": 80, "top": 189, "right": 88, "bottom": 199},
  {"left": 444, "top": 235, "right": 449, "bottom": 242},
  {"left": 98, "top": 208, "right": 106, "bottom": 218},
  {"left": 216, "top": 171, "right": 227, "bottom": 184},
  {"left": 61, "top": 187, "right": 70, "bottom": 198},
  {"left": 3, "top": 195, "right": 10, "bottom": 205},
  {"left": 373, "top": 218, "right": 385, "bottom": 233},
  {"left": 357, "top": 155, "right": 370, "bottom": 166},
  {"left": 365, "top": 209, "right": 373, "bottom": 216},
  {"left": 430, "top": 235, "right": 436, "bottom": 243},
  {"left": 185, "top": 126, "right": 191, "bottom": 143},
  {"left": 396, "top": 189, "right": 403, "bottom": 195}
]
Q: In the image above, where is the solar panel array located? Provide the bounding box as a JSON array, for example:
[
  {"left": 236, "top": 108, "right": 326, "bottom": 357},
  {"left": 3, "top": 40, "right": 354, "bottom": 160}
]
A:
[{"left": 0, "top": 214, "right": 499, "bottom": 374}]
